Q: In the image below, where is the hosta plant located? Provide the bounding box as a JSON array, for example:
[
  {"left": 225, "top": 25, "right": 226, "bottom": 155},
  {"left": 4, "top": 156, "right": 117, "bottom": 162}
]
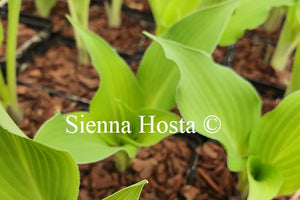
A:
[
  {"left": 0, "top": 0, "right": 22, "bottom": 123},
  {"left": 145, "top": 31, "right": 300, "bottom": 199},
  {"left": 34, "top": 0, "right": 238, "bottom": 172},
  {"left": 146, "top": 0, "right": 295, "bottom": 45},
  {"left": 0, "top": 103, "right": 148, "bottom": 199},
  {"left": 219, "top": 0, "right": 295, "bottom": 45}
]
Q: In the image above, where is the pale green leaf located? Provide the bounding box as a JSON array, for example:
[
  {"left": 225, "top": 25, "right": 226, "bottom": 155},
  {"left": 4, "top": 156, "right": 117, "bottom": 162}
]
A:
[
  {"left": 137, "top": 0, "right": 238, "bottom": 110},
  {"left": 249, "top": 91, "right": 300, "bottom": 195},
  {"left": 0, "top": 126, "right": 79, "bottom": 200},
  {"left": 148, "top": 0, "right": 201, "bottom": 35},
  {"left": 134, "top": 108, "right": 183, "bottom": 146},
  {"left": 67, "top": 0, "right": 90, "bottom": 26},
  {"left": 34, "top": 112, "right": 138, "bottom": 163},
  {"left": 103, "top": 180, "right": 148, "bottom": 200},
  {"left": 0, "top": 103, "right": 25, "bottom": 137},
  {"left": 146, "top": 34, "right": 261, "bottom": 171},
  {"left": 35, "top": 0, "right": 57, "bottom": 18},
  {"left": 67, "top": 16, "right": 144, "bottom": 121},
  {"left": 220, "top": 0, "right": 295, "bottom": 45},
  {"left": 109, "top": 102, "right": 184, "bottom": 147},
  {"left": 271, "top": 4, "right": 300, "bottom": 71},
  {"left": 247, "top": 156, "right": 282, "bottom": 200}
]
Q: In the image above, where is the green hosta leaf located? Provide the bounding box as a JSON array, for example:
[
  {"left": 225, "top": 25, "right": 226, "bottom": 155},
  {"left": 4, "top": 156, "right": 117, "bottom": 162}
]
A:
[
  {"left": 34, "top": 112, "right": 137, "bottom": 163},
  {"left": 103, "top": 180, "right": 148, "bottom": 200},
  {"left": 146, "top": 33, "right": 261, "bottom": 171},
  {"left": 106, "top": 101, "right": 184, "bottom": 147},
  {"left": 0, "top": 121, "right": 79, "bottom": 199},
  {"left": 137, "top": 0, "right": 238, "bottom": 110},
  {"left": 247, "top": 156, "right": 282, "bottom": 200},
  {"left": 149, "top": 0, "right": 201, "bottom": 35},
  {"left": 67, "top": 15, "right": 144, "bottom": 121},
  {"left": 134, "top": 108, "right": 183, "bottom": 146},
  {"left": 35, "top": 0, "right": 57, "bottom": 17},
  {"left": 0, "top": 104, "right": 25, "bottom": 137},
  {"left": 272, "top": 4, "right": 300, "bottom": 71},
  {"left": 67, "top": 15, "right": 144, "bottom": 146},
  {"left": 67, "top": 0, "right": 90, "bottom": 25},
  {"left": 248, "top": 91, "right": 300, "bottom": 195},
  {"left": 220, "top": 0, "right": 295, "bottom": 45}
]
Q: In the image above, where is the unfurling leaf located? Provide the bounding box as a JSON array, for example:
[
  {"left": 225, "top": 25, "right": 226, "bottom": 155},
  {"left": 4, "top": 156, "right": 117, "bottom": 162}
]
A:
[{"left": 248, "top": 91, "right": 300, "bottom": 196}]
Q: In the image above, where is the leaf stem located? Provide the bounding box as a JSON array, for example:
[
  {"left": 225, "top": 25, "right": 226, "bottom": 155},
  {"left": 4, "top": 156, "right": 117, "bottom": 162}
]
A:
[
  {"left": 114, "top": 150, "right": 132, "bottom": 172},
  {"left": 104, "top": 0, "right": 123, "bottom": 28},
  {"left": 6, "top": 0, "right": 22, "bottom": 124},
  {"left": 0, "top": 67, "right": 10, "bottom": 105},
  {"left": 237, "top": 168, "right": 249, "bottom": 200},
  {"left": 67, "top": 0, "right": 90, "bottom": 64},
  {"left": 263, "top": 7, "right": 286, "bottom": 33},
  {"left": 285, "top": 45, "right": 300, "bottom": 95},
  {"left": 271, "top": 5, "right": 300, "bottom": 71}
]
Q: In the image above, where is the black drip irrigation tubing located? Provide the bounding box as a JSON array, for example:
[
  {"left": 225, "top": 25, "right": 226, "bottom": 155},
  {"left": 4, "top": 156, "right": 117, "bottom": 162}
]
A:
[
  {"left": 0, "top": 7, "right": 52, "bottom": 31},
  {"left": 174, "top": 133, "right": 210, "bottom": 199},
  {"left": 17, "top": 80, "right": 91, "bottom": 111},
  {"left": 245, "top": 33, "right": 277, "bottom": 47},
  {"left": 174, "top": 133, "right": 223, "bottom": 187}
]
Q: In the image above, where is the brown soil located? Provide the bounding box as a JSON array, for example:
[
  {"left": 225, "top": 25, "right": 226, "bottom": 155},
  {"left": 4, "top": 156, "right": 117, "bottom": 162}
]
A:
[
  {"left": 232, "top": 36, "right": 292, "bottom": 88},
  {"left": 78, "top": 136, "right": 192, "bottom": 200},
  {"left": 21, "top": 0, "right": 153, "bottom": 53},
  {"left": 212, "top": 46, "right": 228, "bottom": 65},
  {"left": 17, "top": 85, "right": 82, "bottom": 138},
  {"left": 61, "top": 4, "right": 153, "bottom": 53},
  {"left": 194, "top": 142, "right": 238, "bottom": 200},
  {"left": 18, "top": 45, "right": 99, "bottom": 99},
  {"left": 21, "top": 0, "right": 69, "bottom": 32}
]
